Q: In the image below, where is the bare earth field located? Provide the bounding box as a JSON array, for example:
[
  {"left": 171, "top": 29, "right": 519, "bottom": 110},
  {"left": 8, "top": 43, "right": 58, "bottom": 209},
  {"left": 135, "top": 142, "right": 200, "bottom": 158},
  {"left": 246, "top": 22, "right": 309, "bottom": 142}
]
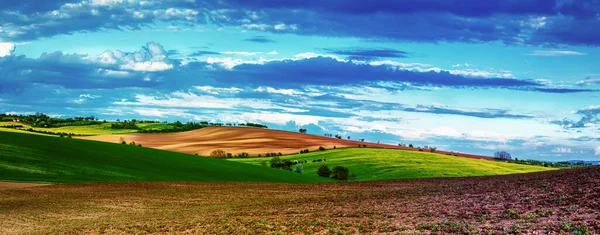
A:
[
  {"left": 1, "top": 167, "right": 598, "bottom": 234},
  {"left": 0, "top": 182, "right": 47, "bottom": 190},
  {"left": 79, "top": 127, "right": 493, "bottom": 160}
]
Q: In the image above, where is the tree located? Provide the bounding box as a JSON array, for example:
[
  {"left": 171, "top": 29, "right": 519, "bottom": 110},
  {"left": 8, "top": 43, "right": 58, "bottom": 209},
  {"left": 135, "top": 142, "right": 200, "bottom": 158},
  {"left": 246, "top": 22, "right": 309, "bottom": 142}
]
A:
[
  {"left": 409, "top": 144, "right": 414, "bottom": 148},
  {"left": 317, "top": 165, "right": 331, "bottom": 177},
  {"left": 331, "top": 166, "right": 349, "bottom": 180},
  {"left": 494, "top": 151, "right": 512, "bottom": 160},
  {"left": 209, "top": 149, "right": 227, "bottom": 158},
  {"left": 294, "top": 164, "right": 304, "bottom": 173},
  {"left": 270, "top": 156, "right": 283, "bottom": 168},
  {"left": 299, "top": 128, "right": 307, "bottom": 134}
]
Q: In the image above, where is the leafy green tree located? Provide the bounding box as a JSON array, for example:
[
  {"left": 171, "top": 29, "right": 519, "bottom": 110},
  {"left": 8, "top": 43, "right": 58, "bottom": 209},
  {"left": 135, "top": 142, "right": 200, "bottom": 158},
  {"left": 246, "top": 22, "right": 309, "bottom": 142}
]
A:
[
  {"left": 317, "top": 165, "right": 331, "bottom": 177},
  {"left": 331, "top": 166, "right": 349, "bottom": 180}
]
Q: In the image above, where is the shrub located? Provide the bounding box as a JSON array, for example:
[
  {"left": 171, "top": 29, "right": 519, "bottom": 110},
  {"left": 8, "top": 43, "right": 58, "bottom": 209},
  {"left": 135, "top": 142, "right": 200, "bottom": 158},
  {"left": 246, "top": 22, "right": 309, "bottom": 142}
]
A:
[
  {"left": 319, "top": 146, "right": 326, "bottom": 151},
  {"left": 358, "top": 144, "right": 361, "bottom": 147},
  {"left": 331, "top": 166, "right": 349, "bottom": 180},
  {"left": 270, "top": 156, "right": 283, "bottom": 168},
  {"left": 317, "top": 165, "right": 331, "bottom": 177},
  {"left": 362, "top": 144, "right": 366, "bottom": 148},
  {"left": 333, "top": 146, "right": 336, "bottom": 149},
  {"left": 209, "top": 149, "right": 227, "bottom": 158},
  {"left": 409, "top": 144, "right": 414, "bottom": 148},
  {"left": 281, "top": 159, "right": 293, "bottom": 171},
  {"left": 227, "top": 153, "right": 232, "bottom": 158},
  {"left": 294, "top": 164, "right": 304, "bottom": 173},
  {"left": 278, "top": 152, "right": 282, "bottom": 156},
  {"left": 418, "top": 148, "right": 424, "bottom": 152}
]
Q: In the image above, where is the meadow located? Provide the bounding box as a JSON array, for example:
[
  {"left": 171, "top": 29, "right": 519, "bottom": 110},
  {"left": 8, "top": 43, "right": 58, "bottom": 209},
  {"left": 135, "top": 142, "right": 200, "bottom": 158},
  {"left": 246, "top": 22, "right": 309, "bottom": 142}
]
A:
[
  {"left": 0, "top": 121, "right": 177, "bottom": 136},
  {"left": 230, "top": 148, "right": 554, "bottom": 181},
  {"left": 0, "top": 131, "right": 327, "bottom": 183}
]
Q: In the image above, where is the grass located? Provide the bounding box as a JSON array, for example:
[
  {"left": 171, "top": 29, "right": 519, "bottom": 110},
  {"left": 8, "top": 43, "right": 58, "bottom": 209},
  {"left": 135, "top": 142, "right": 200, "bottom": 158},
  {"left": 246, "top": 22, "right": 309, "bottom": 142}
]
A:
[
  {"left": 0, "top": 131, "right": 328, "bottom": 183},
  {"left": 230, "top": 148, "right": 555, "bottom": 181},
  {"left": 0, "top": 121, "right": 178, "bottom": 135}
]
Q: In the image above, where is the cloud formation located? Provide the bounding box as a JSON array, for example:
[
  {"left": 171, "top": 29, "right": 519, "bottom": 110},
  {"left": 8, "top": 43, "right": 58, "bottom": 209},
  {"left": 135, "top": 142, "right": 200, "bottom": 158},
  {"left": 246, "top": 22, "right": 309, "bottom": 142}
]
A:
[{"left": 1, "top": 0, "right": 599, "bottom": 46}]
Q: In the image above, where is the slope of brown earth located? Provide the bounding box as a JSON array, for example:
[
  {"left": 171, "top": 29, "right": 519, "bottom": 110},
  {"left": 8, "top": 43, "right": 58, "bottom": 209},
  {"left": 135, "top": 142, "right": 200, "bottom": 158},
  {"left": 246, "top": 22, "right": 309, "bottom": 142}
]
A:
[
  {"left": 79, "top": 126, "right": 493, "bottom": 160},
  {"left": 1, "top": 167, "right": 598, "bottom": 234},
  {"left": 0, "top": 181, "right": 47, "bottom": 190}
]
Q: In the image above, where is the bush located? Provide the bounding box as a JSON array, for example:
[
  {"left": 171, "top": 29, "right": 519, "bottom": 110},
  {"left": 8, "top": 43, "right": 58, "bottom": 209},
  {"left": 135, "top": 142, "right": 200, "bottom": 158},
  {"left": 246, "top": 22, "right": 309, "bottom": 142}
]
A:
[
  {"left": 333, "top": 146, "right": 336, "bottom": 149},
  {"left": 209, "top": 149, "right": 227, "bottom": 158},
  {"left": 278, "top": 152, "right": 282, "bottom": 156},
  {"left": 331, "top": 166, "right": 349, "bottom": 180},
  {"left": 227, "top": 153, "right": 232, "bottom": 158},
  {"left": 362, "top": 144, "right": 366, "bottom": 148},
  {"left": 418, "top": 148, "right": 424, "bottom": 152},
  {"left": 317, "top": 165, "right": 331, "bottom": 177},
  {"left": 294, "top": 164, "right": 304, "bottom": 173},
  {"left": 270, "top": 156, "right": 283, "bottom": 168},
  {"left": 409, "top": 144, "right": 414, "bottom": 148},
  {"left": 319, "top": 146, "right": 326, "bottom": 151}
]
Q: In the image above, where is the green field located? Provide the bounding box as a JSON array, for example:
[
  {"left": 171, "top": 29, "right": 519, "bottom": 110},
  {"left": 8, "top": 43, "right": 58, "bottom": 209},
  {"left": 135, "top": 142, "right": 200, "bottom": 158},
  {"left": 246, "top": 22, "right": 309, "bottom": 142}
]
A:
[
  {"left": 0, "top": 121, "right": 177, "bottom": 135},
  {"left": 0, "top": 131, "right": 328, "bottom": 183},
  {"left": 230, "top": 148, "right": 555, "bottom": 181}
]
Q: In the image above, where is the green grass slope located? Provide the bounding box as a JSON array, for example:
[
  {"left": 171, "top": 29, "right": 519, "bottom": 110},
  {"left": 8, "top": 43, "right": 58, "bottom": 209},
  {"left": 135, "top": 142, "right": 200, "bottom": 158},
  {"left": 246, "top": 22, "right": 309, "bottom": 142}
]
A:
[
  {"left": 0, "top": 131, "right": 328, "bottom": 183},
  {"left": 230, "top": 148, "right": 555, "bottom": 181}
]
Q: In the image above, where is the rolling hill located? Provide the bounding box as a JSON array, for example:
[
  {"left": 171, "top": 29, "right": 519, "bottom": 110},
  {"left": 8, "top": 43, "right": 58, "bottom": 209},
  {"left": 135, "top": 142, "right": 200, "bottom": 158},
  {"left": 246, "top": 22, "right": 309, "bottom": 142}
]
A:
[
  {"left": 79, "top": 126, "right": 494, "bottom": 160},
  {"left": 230, "top": 148, "right": 554, "bottom": 181},
  {"left": 0, "top": 131, "right": 327, "bottom": 183}
]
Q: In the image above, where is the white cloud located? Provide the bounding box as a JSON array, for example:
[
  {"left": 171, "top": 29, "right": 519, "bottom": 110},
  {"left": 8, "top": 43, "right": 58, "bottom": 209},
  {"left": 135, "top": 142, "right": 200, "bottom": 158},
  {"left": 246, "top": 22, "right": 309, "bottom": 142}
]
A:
[
  {"left": 0, "top": 42, "right": 15, "bottom": 57},
  {"left": 552, "top": 147, "right": 573, "bottom": 153},
  {"left": 195, "top": 86, "right": 242, "bottom": 95},
  {"left": 222, "top": 51, "right": 262, "bottom": 56},
  {"left": 206, "top": 57, "right": 271, "bottom": 69},
  {"left": 254, "top": 86, "right": 303, "bottom": 96},
  {"left": 93, "top": 42, "right": 174, "bottom": 72},
  {"left": 120, "top": 61, "right": 173, "bottom": 71},
  {"left": 73, "top": 94, "right": 99, "bottom": 104},
  {"left": 267, "top": 50, "right": 279, "bottom": 55},
  {"left": 576, "top": 79, "right": 600, "bottom": 86},
  {"left": 595, "top": 146, "right": 600, "bottom": 155},
  {"left": 526, "top": 50, "right": 587, "bottom": 57}
]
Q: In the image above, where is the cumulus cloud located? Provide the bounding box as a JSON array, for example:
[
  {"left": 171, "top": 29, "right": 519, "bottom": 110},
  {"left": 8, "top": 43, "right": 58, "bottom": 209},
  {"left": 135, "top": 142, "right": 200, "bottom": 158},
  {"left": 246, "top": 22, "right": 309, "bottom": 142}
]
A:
[
  {"left": 596, "top": 146, "right": 600, "bottom": 155},
  {"left": 95, "top": 42, "right": 174, "bottom": 72},
  {"left": 0, "top": 42, "right": 15, "bottom": 57}
]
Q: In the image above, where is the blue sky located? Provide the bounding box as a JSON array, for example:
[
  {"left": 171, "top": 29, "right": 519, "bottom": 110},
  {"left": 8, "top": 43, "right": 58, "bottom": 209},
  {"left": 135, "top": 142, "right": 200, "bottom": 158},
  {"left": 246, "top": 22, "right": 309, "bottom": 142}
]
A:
[{"left": 1, "top": 0, "right": 599, "bottom": 161}]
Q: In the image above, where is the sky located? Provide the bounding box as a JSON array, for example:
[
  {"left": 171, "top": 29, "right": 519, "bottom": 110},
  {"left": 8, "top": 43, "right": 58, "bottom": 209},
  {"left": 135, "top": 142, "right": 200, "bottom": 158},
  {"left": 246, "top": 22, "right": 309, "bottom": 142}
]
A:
[{"left": 1, "top": 0, "right": 599, "bottom": 161}]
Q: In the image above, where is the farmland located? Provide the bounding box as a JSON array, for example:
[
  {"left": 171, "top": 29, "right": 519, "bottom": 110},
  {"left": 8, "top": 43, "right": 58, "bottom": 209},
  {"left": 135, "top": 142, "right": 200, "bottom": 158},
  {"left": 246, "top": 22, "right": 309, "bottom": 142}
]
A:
[
  {"left": 1, "top": 166, "right": 598, "bottom": 234},
  {"left": 231, "top": 148, "right": 554, "bottom": 181},
  {"left": 0, "top": 131, "right": 327, "bottom": 183},
  {"left": 79, "top": 126, "right": 495, "bottom": 160}
]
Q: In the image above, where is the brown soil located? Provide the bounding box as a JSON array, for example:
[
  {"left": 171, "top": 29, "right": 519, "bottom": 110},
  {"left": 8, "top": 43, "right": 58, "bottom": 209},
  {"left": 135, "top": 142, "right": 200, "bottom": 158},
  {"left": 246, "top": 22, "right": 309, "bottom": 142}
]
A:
[
  {"left": 1, "top": 167, "right": 598, "bottom": 234},
  {"left": 79, "top": 127, "right": 493, "bottom": 160},
  {"left": 0, "top": 182, "right": 47, "bottom": 190}
]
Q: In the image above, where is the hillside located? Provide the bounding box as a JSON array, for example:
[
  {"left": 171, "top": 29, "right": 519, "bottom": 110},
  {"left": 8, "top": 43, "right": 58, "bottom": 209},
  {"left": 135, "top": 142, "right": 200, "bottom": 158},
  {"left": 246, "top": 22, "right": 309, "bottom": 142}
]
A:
[
  {"left": 0, "top": 131, "right": 327, "bottom": 183},
  {"left": 231, "top": 148, "right": 554, "bottom": 181},
  {"left": 79, "top": 126, "right": 494, "bottom": 160}
]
